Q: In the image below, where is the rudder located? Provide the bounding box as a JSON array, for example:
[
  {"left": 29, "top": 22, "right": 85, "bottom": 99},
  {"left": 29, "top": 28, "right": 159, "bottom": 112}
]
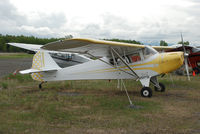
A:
[{"left": 31, "top": 51, "right": 60, "bottom": 81}]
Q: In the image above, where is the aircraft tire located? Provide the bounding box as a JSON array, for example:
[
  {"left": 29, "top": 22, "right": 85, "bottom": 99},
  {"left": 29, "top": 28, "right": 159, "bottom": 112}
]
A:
[
  {"left": 154, "top": 83, "right": 165, "bottom": 92},
  {"left": 141, "top": 87, "right": 152, "bottom": 97}
]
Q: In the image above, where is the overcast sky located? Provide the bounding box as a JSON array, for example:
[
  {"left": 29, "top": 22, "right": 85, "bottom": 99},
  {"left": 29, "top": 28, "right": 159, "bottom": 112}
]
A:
[{"left": 1, "top": 0, "right": 200, "bottom": 44}]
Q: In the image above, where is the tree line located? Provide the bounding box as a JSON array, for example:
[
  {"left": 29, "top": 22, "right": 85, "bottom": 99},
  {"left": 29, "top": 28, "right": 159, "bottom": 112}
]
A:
[
  {"left": 0, "top": 34, "right": 190, "bottom": 52},
  {"left": 160, "top": 40, "right": 190, "bottom": 46},
  {"left": 104, "top": 38, "right": 142, "bottom": 44},
  {"left": 0, "top": 34, "right": 61, "bottom": 52}
]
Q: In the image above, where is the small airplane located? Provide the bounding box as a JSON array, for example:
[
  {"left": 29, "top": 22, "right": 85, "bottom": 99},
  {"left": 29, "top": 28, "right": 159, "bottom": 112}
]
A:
[
  {"left": 166, "top": 44, "right": 200, "bottom": 75},
  {"left": 157, "top": 34, "right": 200, "bottom": 79},
  {"left": 9, "top": 38, "right": 186, "bottom": 98}
]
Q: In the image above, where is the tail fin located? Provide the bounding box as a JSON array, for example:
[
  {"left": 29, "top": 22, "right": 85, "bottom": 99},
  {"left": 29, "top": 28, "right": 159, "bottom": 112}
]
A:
[
  {"left": 20, "top": 51, "right": 60, "bottom": 81},
  {"left": 31, "top": 51, "right": 60, "bottom": 70}
]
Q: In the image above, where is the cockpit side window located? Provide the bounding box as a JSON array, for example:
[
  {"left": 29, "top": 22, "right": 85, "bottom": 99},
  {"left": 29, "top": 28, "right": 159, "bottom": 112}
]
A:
[
  {"left": 109, "top": 56, "right": 131, "bottom": 65},
  {"left": 143, "top": 46, "right": 158, "bottom": 59},
  {"left": 109, "top": 46, "right": 158, "bottom": 64}
]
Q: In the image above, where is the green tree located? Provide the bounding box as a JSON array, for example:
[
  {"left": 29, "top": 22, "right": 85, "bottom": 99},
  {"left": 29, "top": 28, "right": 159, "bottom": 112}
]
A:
[
  {"left": 104, "top": 38, "right": 142, "bottom": 44},
  {"left": 160, "top": 40, "right": 168, "bottom": 46},
  {"left": 178, "top": 41, "right": 189, "bottom": 45},
  {"left": 0, "top": 34, "right": 63, "bottom": 52}
]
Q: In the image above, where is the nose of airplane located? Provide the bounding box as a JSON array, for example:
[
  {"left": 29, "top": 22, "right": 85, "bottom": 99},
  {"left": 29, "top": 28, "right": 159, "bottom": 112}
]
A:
[
  {"left": 178, "top": 52, "right": 184, "bottom": 66},
  {"left": 160, "top": 52, "right": 185, "bottom": 74}
]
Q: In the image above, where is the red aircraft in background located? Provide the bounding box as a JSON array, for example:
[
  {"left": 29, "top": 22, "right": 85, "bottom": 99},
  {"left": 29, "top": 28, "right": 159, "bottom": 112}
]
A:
[{"left": 166, "top": 45, "right": 200, "bottom": 75}]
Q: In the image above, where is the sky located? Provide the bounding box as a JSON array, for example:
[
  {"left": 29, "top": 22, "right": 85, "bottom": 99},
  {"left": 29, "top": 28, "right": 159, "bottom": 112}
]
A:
[{"left": 1, "top": 0, "right": 200, "bottom": 44}]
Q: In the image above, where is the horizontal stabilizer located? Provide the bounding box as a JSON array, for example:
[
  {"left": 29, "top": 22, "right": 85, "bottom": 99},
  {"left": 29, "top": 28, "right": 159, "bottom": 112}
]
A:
[{"left": 20, "top": 68, "right": 58, "bottom": 74}]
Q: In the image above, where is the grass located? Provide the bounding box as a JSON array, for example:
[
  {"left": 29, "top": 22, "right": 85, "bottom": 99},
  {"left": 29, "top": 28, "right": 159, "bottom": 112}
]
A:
[
  {"left": 0, "top": 74, "right": 199, "bottom": 134},
  {"left": 0, "top": 53, "right": 33, "bottom": 59},
  {"left": 0, "top": 82, "right": 8, "bottom": 89}
]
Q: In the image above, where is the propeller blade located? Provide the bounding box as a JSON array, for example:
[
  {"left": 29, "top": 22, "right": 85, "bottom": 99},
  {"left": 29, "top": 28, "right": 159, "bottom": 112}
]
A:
[
  {"left": 180, "top": 33, "right": 190, "bottom": 81},
  {"left": 181, "top": 33, "right": 187, "bottom": 53},
  {"left": 184, "top": 58, "right": 191, "bottom": 81}
]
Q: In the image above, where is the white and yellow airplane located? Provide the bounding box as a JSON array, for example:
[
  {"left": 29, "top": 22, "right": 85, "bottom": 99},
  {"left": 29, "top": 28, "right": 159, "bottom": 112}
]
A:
[{"left": 9, "top": 38, "right": 185, "bottom": 97}]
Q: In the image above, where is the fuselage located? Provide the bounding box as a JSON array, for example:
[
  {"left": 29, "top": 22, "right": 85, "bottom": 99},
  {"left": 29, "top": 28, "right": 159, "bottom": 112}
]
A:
[{"left": 37, "top": 51, "right": 184, "bottom": 82}]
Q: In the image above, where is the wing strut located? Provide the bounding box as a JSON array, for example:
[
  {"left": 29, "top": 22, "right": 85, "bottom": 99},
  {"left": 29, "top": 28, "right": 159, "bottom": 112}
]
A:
[
  {"left": 86, "top": 53, "right": 136, "bottom": 78},
  {"left": 110, "top": 47, "right": 122, "bottom": 90},
  {"left": 110, "top": 49, "right": 135, "bottom": 107},
  {"left": 86, "top": 51, "right": 140, "bottom": 109},
  {"left": 110, "top": 48, "right": 139, "bottom": 79}
]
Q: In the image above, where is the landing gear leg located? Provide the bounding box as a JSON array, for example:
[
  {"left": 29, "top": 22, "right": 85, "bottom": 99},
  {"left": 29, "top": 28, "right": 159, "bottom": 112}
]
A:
[
  {"left": 39, "top": 81, "right": 46, "bottom": 89},
  {"left": 150, "top": 76, "right": 165, "bottom": 92},
  {"left": 39, "top": 83, "right": 42, "bottom": 89},
  {"left": 154, "top": 83, "right": 165, "bottom": 92}
]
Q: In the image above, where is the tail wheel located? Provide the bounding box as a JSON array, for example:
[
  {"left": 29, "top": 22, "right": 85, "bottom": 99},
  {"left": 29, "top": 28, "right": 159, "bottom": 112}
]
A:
[
  {"left": 141, "top": 87, "right": 152, "bottom": 97},
  {"left": 154, "top": 83, "right": 165, "bottom": 92}
]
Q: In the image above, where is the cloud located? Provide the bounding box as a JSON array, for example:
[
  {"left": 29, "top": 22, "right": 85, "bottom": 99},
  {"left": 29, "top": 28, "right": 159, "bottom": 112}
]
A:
[
  {"left": 1, "top": 0, "right": 200, "bottom": 44},
  {"left": 0, "top": 0, "right": 67, "bottom": 37},
  {"left": 96, "top": 7, "right": 200, "bottom": 44},
  {"left": 68, "top": 10, "right": 200, "bottom": 44},
  {"left": 28, "top": 12, "right": 67, "bottom": 29},
  {"left": 0, "top": 0, "right": 27, "bottom": 27},
  {"left": 16, "top": 26, "right": 54, "bottom": 36},
  {"left": 0, "top": 0, "right": 25, "bottom": 23},
  {"left": 79, "top": 24, "right": 111, "bottom": 39},
  {"left": 0, "top": 0, "right": 27, "bottom": 35}
]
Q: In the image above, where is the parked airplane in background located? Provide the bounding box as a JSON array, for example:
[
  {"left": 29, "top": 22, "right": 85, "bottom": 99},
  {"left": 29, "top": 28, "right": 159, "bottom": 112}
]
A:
[
  {"left": 9, "top": 38, "right": 187, "bottom": 98},
  {"left": 166, "top": 44, "right": 200, "bottom": 75}
]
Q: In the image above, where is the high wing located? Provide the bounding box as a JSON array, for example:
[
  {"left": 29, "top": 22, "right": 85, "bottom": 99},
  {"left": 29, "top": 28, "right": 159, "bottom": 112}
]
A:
[
  {"left": 41, "top": 38, "right": 174, "bottom": 57},
  {"left": 41, "top": 38, "right": 145, "bottom": 57},
  {"left": 151, "top": 45, "right": 174, "bottom": 52},
  {"left": 7, "top": 43, "right": 42, "bottom": 52}
]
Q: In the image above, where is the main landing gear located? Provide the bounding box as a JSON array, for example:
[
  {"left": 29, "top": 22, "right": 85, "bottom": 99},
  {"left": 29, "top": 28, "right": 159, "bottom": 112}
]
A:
[
  {"left": 139, "top": 76, "right": 166, "bottom": 98},
  {"left": 140, "top": 83, "right": 165, "bottom": 98},
  {"left": 154, "top": 82, "right": 165, "bottom": 92}
]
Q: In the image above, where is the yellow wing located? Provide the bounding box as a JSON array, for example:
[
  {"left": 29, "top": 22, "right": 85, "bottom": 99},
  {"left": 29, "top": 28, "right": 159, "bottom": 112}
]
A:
[
  {"left": 42, "top": 38, "right": 145, "bottom": 57},
  {"left": 152, "top": 45, "right": 175, "bottom": 51},
  {"left": 41, "top": 38, "right": 173, "bottom": 57}
]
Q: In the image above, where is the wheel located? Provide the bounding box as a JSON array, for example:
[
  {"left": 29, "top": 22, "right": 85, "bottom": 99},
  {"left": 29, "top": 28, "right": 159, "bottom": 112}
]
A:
[
  {"left": 141, "top": 87, "right": 152, "bottom": 97},
  {"left": 154, "top": 83, "right": 165, "bottom": 92}
]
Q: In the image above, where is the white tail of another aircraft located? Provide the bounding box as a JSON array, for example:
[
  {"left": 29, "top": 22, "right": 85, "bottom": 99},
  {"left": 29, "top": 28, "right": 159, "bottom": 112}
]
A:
[{"left": 20, "top": 51, "right": 61, "bottom": 81}]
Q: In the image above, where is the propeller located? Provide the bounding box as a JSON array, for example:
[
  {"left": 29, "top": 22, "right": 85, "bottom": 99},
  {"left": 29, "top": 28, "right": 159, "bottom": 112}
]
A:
[{"left": 181, "top": 33, "right": 191, "bottom": 81}]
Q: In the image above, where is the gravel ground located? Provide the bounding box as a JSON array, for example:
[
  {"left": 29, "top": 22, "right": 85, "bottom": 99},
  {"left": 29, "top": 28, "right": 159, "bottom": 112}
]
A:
[{"left": 0, "top": 58, "right": 32, "bottom": 78}]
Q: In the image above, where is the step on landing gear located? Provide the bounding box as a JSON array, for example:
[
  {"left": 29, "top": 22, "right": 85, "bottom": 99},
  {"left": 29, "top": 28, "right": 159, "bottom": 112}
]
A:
[{"left": 141, "top": 87, "right": 152, "bottom": 97}]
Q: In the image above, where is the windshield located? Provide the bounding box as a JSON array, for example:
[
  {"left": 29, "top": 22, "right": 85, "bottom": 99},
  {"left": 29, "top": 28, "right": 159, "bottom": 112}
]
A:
[{"left": 143, "top": 46, "right": 158, "bottom": 59}]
